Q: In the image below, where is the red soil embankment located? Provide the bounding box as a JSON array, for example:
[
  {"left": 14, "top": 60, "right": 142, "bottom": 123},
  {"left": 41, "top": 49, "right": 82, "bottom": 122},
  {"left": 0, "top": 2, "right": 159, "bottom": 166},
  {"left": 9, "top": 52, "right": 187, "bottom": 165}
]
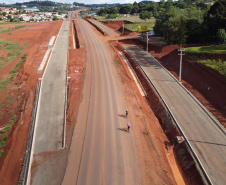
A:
[
  {"left": 117, "top": 42, "right": 207, "bottom": 185},
  {"left": 148, "top": 44, "right": 226, "bottom": 127}
]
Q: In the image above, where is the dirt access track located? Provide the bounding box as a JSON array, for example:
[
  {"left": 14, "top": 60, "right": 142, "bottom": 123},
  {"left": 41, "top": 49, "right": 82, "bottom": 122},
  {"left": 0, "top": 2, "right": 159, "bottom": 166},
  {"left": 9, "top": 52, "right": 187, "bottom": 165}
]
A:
[{"left": 0, "top": 17, "right": 225, "bottom": 185}]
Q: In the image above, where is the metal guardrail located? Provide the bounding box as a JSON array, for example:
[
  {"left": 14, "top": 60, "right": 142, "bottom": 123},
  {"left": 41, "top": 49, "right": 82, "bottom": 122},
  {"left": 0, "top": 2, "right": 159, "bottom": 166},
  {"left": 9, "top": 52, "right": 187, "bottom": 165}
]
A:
[
  {"left": 123, "top": 46, "right": 214, "bottom": 185},
  {"left": 18, "top": 81, "right": 42, "bottom": 185}
]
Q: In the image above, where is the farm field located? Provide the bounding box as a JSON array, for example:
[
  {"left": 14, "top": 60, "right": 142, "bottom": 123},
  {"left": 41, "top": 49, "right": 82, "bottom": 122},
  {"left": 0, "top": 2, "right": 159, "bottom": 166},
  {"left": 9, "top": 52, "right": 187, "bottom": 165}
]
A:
[
  {"left": 97, "top": 15, "right": 155, "bottom": 31},
  {"left": 185, "top": 45, "right": 226, "bottom": 54}
]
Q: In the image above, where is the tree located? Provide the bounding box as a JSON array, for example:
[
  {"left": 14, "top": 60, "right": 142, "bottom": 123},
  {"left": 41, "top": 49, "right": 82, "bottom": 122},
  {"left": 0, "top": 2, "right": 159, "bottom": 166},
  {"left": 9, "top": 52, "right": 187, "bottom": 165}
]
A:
[
  {"left": 186, "top": 18, "right": 208, "bottom": 43},
  {"left": 119, "top": 5, "right": 132, "bottom": 14},
  {"left": 109, "top": 14, "right": 119, "bottom": 19},
  {"left": 107, "top": 7, "right": 119, "bottom": 14},
  {"left": 97, "top": 8, "right": 107, "bottom": 16},
  {"left": 154, "top": 6, "right": 188, "bottom": 45},
  {"left": 138, "top": 2, "right": 148, "bottom": 13},
  {"left": 133, "top": 1, "right": 138, "bottom": 7},
  {"left": 216, "top": 29, "right": 226, "bottom": 44},
  {"left": 131, "top": 6, "right": 139, "bottom": 14},
  {"left": 204, "top": 0, "right": 226, "bottom": 38},
  {"left": 53, "top": 16, "right": 58, "bottom": 21},
  {"left": 2, "top": 12, "right": 6, "bottom": 16},
  {"left": 196, "top": 1, "right": 207, "bottom": 10},
  {"left": 139, "top": 11, "right": 152, "bottom": 22}
]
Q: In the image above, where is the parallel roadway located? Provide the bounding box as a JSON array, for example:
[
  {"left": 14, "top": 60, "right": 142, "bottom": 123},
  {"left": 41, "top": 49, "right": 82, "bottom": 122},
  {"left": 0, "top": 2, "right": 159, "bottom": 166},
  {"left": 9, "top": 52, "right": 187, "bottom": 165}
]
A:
[
  {"left": 122, "top": 44, "right": 226, "bottom": 185},
  {"left": 28, "top": 21, "right": 69, "bottom": 184}
]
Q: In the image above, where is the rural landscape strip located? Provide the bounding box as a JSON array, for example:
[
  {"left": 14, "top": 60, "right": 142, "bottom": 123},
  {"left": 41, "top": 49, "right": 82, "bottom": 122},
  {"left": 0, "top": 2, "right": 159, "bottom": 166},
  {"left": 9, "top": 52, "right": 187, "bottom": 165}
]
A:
[{"left": 0, "top": 1, "right": 226, "bottom": 185}]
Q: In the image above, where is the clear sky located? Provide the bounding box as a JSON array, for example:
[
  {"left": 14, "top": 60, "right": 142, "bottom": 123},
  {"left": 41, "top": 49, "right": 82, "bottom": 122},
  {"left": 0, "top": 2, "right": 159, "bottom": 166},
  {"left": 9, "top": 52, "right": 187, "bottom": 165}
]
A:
[{"left": 3, "top": 0, "right": 159, "bottom": 5}]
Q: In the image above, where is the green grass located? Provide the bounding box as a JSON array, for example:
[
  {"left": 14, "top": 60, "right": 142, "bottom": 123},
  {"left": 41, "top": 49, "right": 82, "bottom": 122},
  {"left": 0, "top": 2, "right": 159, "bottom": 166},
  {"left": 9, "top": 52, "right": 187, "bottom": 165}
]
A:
[
  {"left": 9, "top": 54, "right": 27, "bottom": 81},
  {"left": 104, "top": 15, "right": 155, "bottom": 23},
  {"left": 0, "top": 78, "right": 10, "bottom": 90},
  {"left": 197, "top": 59, "right": 226, "bottom": 78},
  {"left": 0, "top": 54, "right": 27, "bottom": 89},
  {"left": 125, "top": 21, "right": 155, "bottom": 32},
  {"left": 114, "top": 60, "right": 121, "bottom": 67},
  {"left": 0, "top": 22, "right": 24, "bottom": 25},
  {"left": 0, "top": 25, "right": 28, "bottom": 34},
  {"left": 0, "top": 136, "right": 8, "bottom": 147},
  {"left": 0, "top": 40, "right": 26, "bottom": 52},
  {"left": 2, "top": 124, "right": 13, "bottom": 135},
  {"left": 7, "top": 52, "right": 22, "bottom": 62},
  {"left": 0, "top": 150, "right": 3, "bottom": 158},
  {"left": 10, "top": 54, "right": 27, "bottom": 74},
  {"left": 1, "top": 115, "right": 16, "bottom": 135},
  {"left": 0, "top": 40, "right": 26, "bottom": 70},
  {"left": 185, "top": 45, "right": 226, "bottom": 54},
  {"left": 100, "top": 16, "right": 155, "bottom": 32},
  {"left": 95, "top": 16, "right": 105, "bottom": 19}
]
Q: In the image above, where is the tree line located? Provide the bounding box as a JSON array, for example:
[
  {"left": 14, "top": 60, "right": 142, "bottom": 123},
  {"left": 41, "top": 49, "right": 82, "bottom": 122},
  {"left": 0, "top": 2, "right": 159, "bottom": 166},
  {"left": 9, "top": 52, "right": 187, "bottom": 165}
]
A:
[{"left": 97, "top": 0, "right": 226, "bottom": 45}]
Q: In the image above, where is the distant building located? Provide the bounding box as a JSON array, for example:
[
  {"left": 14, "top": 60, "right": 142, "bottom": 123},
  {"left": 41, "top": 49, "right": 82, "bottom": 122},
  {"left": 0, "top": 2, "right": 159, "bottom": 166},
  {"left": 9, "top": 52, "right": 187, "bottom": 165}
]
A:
[{"left": 25, "top": 8, "right": 40, "bottom": 12}]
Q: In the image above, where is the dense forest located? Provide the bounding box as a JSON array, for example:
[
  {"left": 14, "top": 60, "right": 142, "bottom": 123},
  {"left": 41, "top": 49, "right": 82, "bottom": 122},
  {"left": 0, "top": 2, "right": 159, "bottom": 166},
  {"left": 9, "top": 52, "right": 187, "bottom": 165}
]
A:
[{"left": 97, "top": 0, "right": 226, "bottom": 45}]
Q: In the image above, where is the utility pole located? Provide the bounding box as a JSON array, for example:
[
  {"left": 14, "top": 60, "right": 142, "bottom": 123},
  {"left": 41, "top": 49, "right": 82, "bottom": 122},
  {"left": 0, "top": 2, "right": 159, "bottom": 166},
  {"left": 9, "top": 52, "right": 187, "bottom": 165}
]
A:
[
  {"left": 122, "top": 22, "right": 124, "bottom": 35},
  {"left": 178, "top": 48, "right": 185, "bottom": 82},
  {"left": 146, "top": 32, "right": 149, "bottom": 52}
]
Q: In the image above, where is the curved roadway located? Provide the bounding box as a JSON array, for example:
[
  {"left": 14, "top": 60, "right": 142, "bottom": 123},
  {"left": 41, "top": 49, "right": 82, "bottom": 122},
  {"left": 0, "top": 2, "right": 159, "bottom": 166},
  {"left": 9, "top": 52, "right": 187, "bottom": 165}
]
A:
[{"left": 62, "top": 18, "right": 141, "bottom": 185}]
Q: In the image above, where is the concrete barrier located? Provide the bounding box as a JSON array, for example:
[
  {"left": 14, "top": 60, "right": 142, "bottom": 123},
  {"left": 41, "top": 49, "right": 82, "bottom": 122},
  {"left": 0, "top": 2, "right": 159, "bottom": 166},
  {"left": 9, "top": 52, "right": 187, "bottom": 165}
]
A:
[{"left": 18, "top": 81, "right": 42, "bottom": 185}]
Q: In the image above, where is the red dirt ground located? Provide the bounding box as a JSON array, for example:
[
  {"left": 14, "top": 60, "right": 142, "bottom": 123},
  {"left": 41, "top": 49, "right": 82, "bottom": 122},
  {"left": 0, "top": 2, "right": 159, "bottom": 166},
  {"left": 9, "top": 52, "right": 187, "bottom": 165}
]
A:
[
  {"left": 2, "top": 17, "right": 225, "bottom": 185},
  {"left": 0, "top": 21, "right": 62, "bottom": 185}
]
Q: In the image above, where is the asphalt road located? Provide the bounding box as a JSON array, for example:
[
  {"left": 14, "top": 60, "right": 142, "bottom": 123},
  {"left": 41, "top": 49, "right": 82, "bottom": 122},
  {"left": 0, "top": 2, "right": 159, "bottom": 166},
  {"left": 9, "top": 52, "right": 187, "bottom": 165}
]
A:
[
  {"left": 62, "top": 18, "right": 141, "bottom": 185},
  {"left": 122, "top": 44, "right": 226, "bottom": 185},
  {"left": 28, "top": 21, "right": 69, "bottom": 184},
  {"left": 88, "top": 19, "right": 120, "bottom": 36}
]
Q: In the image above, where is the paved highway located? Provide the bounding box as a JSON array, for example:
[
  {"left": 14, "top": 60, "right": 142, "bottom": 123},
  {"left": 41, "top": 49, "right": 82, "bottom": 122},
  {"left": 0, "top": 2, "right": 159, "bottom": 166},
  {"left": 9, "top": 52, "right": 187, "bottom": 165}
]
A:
[
  {"left": 28, "top": 21, "right": 69, "bottom": 184},
  {"left": 122, "top": 44, "right": 226, "bottom": 185},
  {"left": 89, "top": 19, "right": 120, "bottom": 36},
  {"left": 62, "top": 18, "right": 141, "bottom": 185}
]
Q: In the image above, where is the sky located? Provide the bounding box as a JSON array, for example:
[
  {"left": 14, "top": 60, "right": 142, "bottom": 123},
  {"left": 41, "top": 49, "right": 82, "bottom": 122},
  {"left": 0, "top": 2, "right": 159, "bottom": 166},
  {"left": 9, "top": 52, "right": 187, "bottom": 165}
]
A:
[{"left": 2, "top": 0, "right": 159, "bottom": 5}]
